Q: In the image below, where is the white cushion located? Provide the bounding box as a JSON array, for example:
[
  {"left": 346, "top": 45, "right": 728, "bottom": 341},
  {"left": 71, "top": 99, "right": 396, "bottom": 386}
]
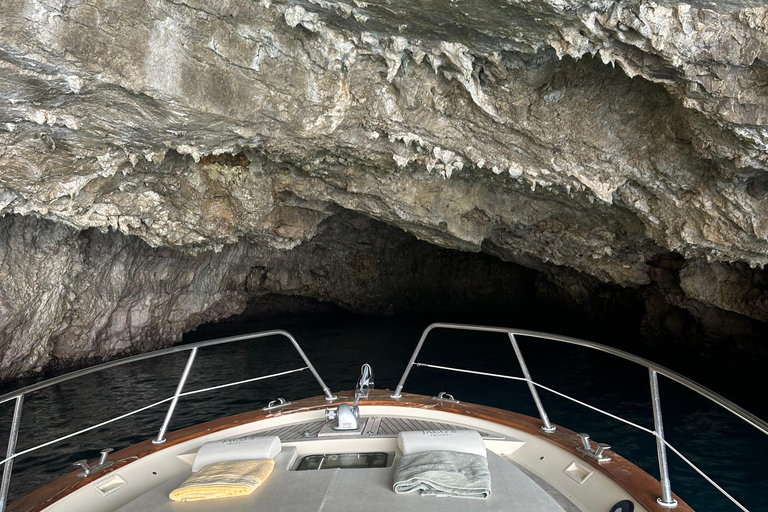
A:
[
  {"left": 192, "top": 435, "right": 282, "bottom": 472},
  {"left": 397, "top": 430, "right": 486, "bottom": 458}
]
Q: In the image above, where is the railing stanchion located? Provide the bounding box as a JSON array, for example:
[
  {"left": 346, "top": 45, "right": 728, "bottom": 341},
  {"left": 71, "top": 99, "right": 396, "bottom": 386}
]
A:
[
  {"left": 650, "top": 369, "right": 678, "bottom": 508},
  {"left": 391, "top": 326, "right": 436, "bottom": 398},
  {"left": 0, "top": 394, "right": 24, "bottom": 512},
  {"left": 281, "top": 332, "right": 337, "bottom": 401},
  {"left": 509, "top": 333, "right": 555, "bottom": 432},
  {"left": 153, "top": 348, "right": 198, "bottom": 445}
]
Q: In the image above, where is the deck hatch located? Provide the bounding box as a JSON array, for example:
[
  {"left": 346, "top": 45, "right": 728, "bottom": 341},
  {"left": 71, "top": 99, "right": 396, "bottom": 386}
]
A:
[{"left": 295, "top": 452, "right": 390, "bottom": 470}]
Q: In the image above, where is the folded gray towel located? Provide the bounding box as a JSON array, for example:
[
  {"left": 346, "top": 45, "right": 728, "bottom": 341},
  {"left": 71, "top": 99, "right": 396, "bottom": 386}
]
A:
[{"left": 393, "top": 450, "right": 492, "bottom": 499}]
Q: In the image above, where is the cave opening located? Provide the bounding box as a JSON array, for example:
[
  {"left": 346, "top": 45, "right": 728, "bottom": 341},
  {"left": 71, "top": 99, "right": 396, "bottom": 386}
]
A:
[
  {"left": 180, "top": 209, "right": 768, "bottom": 418},
  {"left": 2, "top": 204, "right": 767, "bottom": 412}
]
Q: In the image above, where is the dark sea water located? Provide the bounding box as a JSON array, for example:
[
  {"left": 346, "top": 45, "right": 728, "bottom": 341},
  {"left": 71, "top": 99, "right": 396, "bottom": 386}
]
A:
[{"left": 0, "top": 312, "right": 766, "bottom": 511}]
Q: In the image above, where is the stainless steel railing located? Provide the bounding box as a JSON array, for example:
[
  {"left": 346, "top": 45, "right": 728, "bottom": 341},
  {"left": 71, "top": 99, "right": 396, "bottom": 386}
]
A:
[
  {"left": 391, "top": 322, "right": 768, "bottom": 512},
  {"left": 0, "top": 329, "right": 337, "bottom": 512}
]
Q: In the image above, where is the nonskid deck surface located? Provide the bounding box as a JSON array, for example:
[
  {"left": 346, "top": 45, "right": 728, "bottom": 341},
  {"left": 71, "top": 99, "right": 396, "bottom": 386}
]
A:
[
  {"left": 115, "top": 445, "right": 571, "bottom": 512},
  {"left": 109, "top": 411, "right": 577, "bottom": 512}
]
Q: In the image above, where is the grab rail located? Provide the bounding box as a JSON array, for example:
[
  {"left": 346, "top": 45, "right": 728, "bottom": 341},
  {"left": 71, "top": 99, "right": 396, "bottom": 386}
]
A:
[
  {"left": 0, "top": 329, "right": 337, "bottom": 512},
  {"left": 392, "top": 322, "right": 768, "bottom": 512}
]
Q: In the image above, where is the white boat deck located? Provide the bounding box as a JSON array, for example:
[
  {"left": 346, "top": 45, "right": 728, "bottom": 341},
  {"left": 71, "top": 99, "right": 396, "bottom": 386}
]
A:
[
  {"left": 115, "top": 446, "right": 575, "bottom": 512},
  {"left": 2, "top": 324, "right": 714, "bottom": 512}
]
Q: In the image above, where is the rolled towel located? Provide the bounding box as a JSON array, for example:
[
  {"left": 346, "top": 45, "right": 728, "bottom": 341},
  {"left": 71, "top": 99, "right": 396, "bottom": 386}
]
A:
[
  {"left": 169, "top": 459, "right": 274, "bottom": 502},
  {"left": 193, "top": 435, "right": 281, "bottom": 472},
  {"left": 397, "top": 430, "right": 486, "bottom": 458},
  {"left": 393, "top": 450, "right": 491, "bottom": 499}
]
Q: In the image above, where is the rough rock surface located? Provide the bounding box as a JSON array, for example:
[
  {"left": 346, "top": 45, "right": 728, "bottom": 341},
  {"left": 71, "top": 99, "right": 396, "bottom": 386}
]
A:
[
  {"left": 0, "top": 214, "right": 254, "bottom": 375},
  {"left": 2, "top": 0, "right": 768, "bottom": 377}
]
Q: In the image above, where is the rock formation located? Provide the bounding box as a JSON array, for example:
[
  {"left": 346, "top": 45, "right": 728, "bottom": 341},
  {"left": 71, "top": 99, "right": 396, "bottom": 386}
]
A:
[{"left": 2, "top": 0, "right": 768, "bottom": 379}]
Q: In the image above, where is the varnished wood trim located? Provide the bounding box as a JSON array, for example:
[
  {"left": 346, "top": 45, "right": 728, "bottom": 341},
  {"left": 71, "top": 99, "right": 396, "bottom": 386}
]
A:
[{"left": 9, "top": 390, "right": 693, "bottom": 512}]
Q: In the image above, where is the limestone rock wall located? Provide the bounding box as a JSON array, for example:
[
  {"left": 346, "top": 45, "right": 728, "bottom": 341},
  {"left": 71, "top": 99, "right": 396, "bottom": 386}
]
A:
[
  {"left": 0, "top": 214, "right": 255, "bottom": 376},
  {"left": 2, "top": 0, "right": 768, "bottom": 377}
]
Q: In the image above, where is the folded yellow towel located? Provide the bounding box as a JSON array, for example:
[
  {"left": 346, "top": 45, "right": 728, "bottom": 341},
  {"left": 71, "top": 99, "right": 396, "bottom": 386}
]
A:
[{"left": 169, "top": 459, "right": 275, "bottom": 502}]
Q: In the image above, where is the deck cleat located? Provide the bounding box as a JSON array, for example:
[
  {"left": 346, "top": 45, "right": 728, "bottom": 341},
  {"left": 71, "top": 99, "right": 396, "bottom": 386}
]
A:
[{"left": 576, "top": 433, "right": 611, "bottom": 462}]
